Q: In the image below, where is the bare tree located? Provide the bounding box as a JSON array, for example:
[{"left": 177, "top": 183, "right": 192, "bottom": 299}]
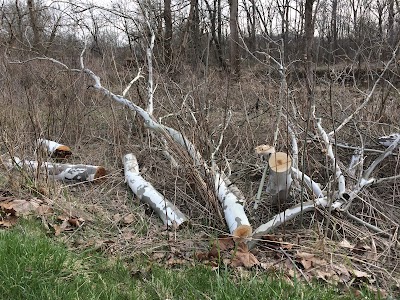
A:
[
  {"left": 27, "top": 0, "right": 41, "bottom": 50},
  {"left": 163, "top": 0, "right": 173, "bottom": 66},
  {"left": 229, "top": 0, "right": 240, "bottom": 78}
]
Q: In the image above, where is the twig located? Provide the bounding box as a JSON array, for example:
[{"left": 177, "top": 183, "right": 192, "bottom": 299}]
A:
[
  {"left": 122, "top": 68, "right": 143, "bottom": 97},
  {"left": 211, "top": 110, "right": 232, "bottom": 167},
  {"left": 254, "top": 164, "right": 269, "bottom": 210}
]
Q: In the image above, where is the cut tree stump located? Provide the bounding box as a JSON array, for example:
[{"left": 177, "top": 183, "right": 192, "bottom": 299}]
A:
[
  {"left": 123, "top": 153, "right": 187, "bottom": 227},
  {"left": 266, "top": 152, "right": 292, "bottom": 205}
]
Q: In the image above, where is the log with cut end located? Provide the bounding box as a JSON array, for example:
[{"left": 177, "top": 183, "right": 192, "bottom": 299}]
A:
[
  {"left": 214, "top": 172, "right": 252, "bottom": 239},
  {"left": 266, "top": 152, "right": 292, "bottom": 205},
  {"left": 6, "top": 157, "right": 105, "bottom": 182},
  {"left": 36, "top": 138, "right": 72, "bottom": 159},
  {"left": 123, "top": 153, "right": 187, "bottom": 227}
]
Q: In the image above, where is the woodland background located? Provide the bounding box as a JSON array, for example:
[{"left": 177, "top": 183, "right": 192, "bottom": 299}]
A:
[{"left": 0, "top": 0, "right": 399, "bottom": 297}]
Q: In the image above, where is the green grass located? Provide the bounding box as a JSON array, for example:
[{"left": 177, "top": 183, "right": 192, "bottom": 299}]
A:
[{"left": 0, "top": 219, "right": 383, "bottom": 300}]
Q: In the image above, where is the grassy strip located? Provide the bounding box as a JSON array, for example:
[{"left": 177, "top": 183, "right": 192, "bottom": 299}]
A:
[{"left": 0, "top": 220, "right": 379, "bottom": 300}]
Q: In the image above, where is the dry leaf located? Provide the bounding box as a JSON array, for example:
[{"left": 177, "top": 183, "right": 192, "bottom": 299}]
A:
[
  {"left": 231, "top": 243, "right": 259, "bottom": 268},
  {"left": 1, "top": 199, "right": 40, "bottom": 216},
  {"left": 166, "top": 257, "right": 186, "bottom": 266},
  {"left": 333, "top": 264, "right": 351, "bottom": 283},
  {"left": 0, "top": 216, "right": 18, "bottom": 227},
  {"left": 196, "top": 252, "right": 209, "bottom": 261},
  {"left": 316, "top": 269, "right": 335, "bottom": 282},
  {"left": 123, "top": 214, "right": 135, "bottom": 224},
  {"left": 68, "top": 217, "right": 81, "bottom": 227},
  {"left": 339, "top": 239, "right": 354, "bottom": 250},
  {"left": 255, "top": 144, "right": 276, "bottom": 155},
  {"left": 152, "top": 252, "right": 166, "bottom": 261},
  {"left": 352, "top": 269, "right": 370, "bottom": 279},
  {"left": 112, "top": 213, "right": 122, "bottom": 222},
  {"left": 52, "top": 219, "right": 71, "bottom": 236},
  {"left": 300, "top": 258, "right": 313, "bottom": 270},
  {"left": 231, "top": 251, "right": 259, "bottom": 268},
  {"left": 352, "top": 241, "right": 371, "bottom": 255},
  {"left": 209, "top": 236, "right": 235, "bottom": 258},
  {"left": 296, "top": 252, "right": 315, "bottom": 260},
  {"left": 36, "top": 205, "right": 53, "bottom": 216},
  {"left": 261, "top": 235, "right": 293, "bottom": 250},
  {"left": 57, "top": 215, "right": 69, "bottom": 221}
]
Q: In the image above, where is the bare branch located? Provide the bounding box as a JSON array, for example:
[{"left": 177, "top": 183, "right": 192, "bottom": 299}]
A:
[
  {"left": 315, "top": 117, "right": 346, "bottom": 196},
  {"left": 122, "top": 68, "right": 143, "bottom": 97}
]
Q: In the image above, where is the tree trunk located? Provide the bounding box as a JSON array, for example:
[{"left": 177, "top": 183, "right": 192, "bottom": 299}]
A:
[
  {"left": 163, "top": 0, "right": 173, "bottom": 66},
  {"left": 204, "top": 0, "right": 227, "bottom": 69},
  {"left": 229, "top": 0, "right": 240, "bottom": 78},
  {"left": 27, "top": 0, "right": 41, "bottom": 50},
  {"left": 388, "top": 0, "right": 395, "bottom": 46},
  {"left": 330, "top": 0, "right": 338, "bottom": 59},
  {"left": 304, "top": 0, "right": 315, "bottom": 101},
  {"left": 266, "top": 152, "right": 292, "bottom": 205}
]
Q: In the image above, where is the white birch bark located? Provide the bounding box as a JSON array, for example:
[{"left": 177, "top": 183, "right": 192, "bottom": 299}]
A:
[
  {"left": 123, "top": 153, "right": 187, "bottom": 227},
  {"left": 291, "top": 167, "right": 324, "bottom": 199},
  {"left": 266, "top": 152, "right": 292, "bottom": 204},
  {"left": 214, "top": 172, "right": 252, "bottom": 238},
  {"left": 315, "top": 118, "right": 346, "bottom": 196},
  {"left": 6, "top": 157, "right": 106, "bottom": 182},
  {"left": 248, "top": 197, "right": 330, "bottom": 248}
]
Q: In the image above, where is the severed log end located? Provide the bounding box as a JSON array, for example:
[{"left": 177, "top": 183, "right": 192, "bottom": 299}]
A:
[
  {"left": 255, "top": 144, "right": 276, "bottom": 160},
  {"left": 94, "top": 166, "right": 107, "bottom": 179},
  {"left": 36, "top": 139, "right": 72, "bottom": 160},
  {"left": 268, "top": 152, "right": 292, "bottom": 173},
  {"left": 233, "top": 224, "right": 252, "bottom": 240},
  {"left": 51, "top": 145, "right": 72, "bottom": 160}
]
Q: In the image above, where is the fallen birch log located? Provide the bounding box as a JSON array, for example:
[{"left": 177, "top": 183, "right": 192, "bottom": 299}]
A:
[
  {"left": 265, "top": 152, "right": 292, "bottom": 205},
  {"left": 36, "top": 138, "right": 72, "bottom": 159},
  {"left": 214, "top": 172, "right": 252, "bottom": 238},
  {"left": 6, "top": 157, "right": 106, "bottom": 182},
  {"left": 123, "top": 153, "right": 187, "bottom": 227}
]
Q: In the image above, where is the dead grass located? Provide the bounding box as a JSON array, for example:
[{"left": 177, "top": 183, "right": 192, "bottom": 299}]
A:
[{"left": 1, "top": 50, "right": 400, "bottom": 295}]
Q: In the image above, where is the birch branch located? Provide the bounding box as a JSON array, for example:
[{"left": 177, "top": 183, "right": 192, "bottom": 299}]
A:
[
  {"left": 288, "top": 123, "right": 299, "bottom": 169},
  {"left": 362, "top": 134, "right": 400, "bottom": 181},
  {"left": 291, "top": 167, "right": 324, "bottom": 199},
  {"left": 122, "top": 68, "right": 143, "bottom": 97},
  {"left": 315, "top": 117, "right": 346, "bottom": 196},
  {"left": 248, "top": 197, "right": 329, "bottom": 249},
  {"left": 123, "top": 153, "right": 187, "bottom": 227},
  {"left": 144, "top": 10, "right": 155, "bottom": 115}
]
